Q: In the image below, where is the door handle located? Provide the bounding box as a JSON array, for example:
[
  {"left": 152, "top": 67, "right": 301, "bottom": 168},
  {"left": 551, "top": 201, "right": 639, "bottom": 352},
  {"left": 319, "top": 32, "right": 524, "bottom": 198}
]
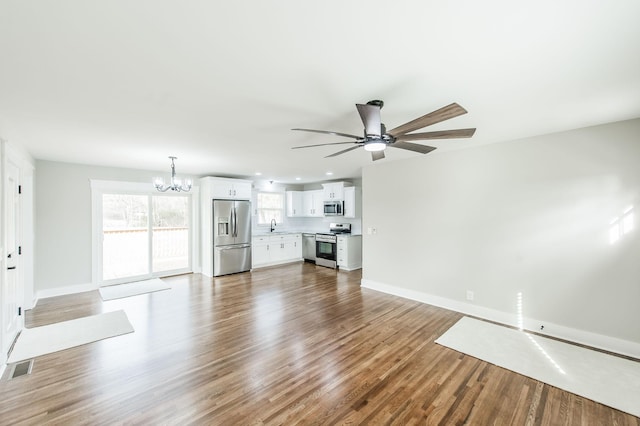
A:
[
  {"left": 230, "top": 208, "right": 235, "bottom": 238},
  {"left": 233, "top": 207, "right": 238, "bottom": 237},
  {"left": 219, "top": 244, "right": 250, "bottom": 251},
  {"left": 7, "top": 266, "right": 16, "bottom": 270}
]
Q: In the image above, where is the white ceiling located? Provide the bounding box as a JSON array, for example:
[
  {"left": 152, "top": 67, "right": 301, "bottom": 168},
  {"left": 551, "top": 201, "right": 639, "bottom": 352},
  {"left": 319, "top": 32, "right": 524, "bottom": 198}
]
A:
[{"left": 1, "top": 1, "right": 639, "bottom": 184}]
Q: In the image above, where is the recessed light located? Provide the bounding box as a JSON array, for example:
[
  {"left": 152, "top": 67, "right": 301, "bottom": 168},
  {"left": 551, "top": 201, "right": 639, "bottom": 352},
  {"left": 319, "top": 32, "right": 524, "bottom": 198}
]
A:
[
  {"left": 295, "top": 177, "right": 301, "bottom": 181},
  {"left": 326, "top": 172, "right": 333, "bottom": 176},
  {"left": 255, "top": 172, "right": 262, "bottom": 176}
]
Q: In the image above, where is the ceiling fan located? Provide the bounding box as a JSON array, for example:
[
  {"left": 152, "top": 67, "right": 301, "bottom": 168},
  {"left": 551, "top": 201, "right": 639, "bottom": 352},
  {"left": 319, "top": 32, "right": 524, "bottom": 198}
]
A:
[{"left": 292, "top": 100, "right": 476, "bottom": 161}]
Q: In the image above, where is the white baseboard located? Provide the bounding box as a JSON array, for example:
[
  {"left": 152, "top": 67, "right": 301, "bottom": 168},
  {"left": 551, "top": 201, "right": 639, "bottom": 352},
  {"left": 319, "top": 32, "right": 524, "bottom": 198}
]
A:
[
  {"left": 35, "top": 282, "right": 97, "bottom": 305},
  {"left": 361, "top": 278, "right": 640, "bottom": 359},
  {"left": 338, "top": 265, "right": 362, "bottom": 272},
  {"left": 251, "top": 258, "right": 303, "bottom": 270}
]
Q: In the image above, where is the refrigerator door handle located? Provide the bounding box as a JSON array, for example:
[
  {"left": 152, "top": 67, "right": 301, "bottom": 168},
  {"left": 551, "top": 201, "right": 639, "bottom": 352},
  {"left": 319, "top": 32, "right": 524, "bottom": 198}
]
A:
[
  {"left": 235, "top": 207, "right": 238, "bottom": 237},
  {"left": 219, "top": 244, "right": 251, "bottom": 250},
  {"left": 233, "top": 207, "right": 238, "bottom": 237}
]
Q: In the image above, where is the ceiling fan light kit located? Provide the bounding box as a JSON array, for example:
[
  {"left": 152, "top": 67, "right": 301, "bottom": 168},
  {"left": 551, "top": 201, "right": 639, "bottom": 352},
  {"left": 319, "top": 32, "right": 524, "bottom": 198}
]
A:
[
  {"left": 363, "top": 141, "right": 386, "bottom": 152},
  {"left": 292, "top": 100, "right": 476, "bottom": 161}
]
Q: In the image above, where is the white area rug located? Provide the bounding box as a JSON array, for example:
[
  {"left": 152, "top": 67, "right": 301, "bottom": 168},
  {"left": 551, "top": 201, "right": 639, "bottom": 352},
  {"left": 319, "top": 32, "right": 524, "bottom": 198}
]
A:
[
  {"left": 99, "top": 278, "right": 170, "bottom": 301},
  {"left": 435, "top": 317, "right": 640, "bottom": 417},
  {"left": 8, "top": 310, "right": 134, "bottom": 363}
]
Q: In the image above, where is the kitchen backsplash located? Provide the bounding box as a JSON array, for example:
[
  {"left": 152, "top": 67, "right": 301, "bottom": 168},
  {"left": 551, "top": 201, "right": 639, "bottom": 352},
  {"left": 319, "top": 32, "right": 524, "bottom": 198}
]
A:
[{"left": 253, "top": 216, "right": 362, "bottom": 235}]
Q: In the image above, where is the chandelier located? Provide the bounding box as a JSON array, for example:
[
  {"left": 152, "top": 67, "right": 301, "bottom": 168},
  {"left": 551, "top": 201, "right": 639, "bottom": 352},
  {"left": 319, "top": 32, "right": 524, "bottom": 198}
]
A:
[{"left": 154, "top": 156, "right": 192, "bottom": 192}]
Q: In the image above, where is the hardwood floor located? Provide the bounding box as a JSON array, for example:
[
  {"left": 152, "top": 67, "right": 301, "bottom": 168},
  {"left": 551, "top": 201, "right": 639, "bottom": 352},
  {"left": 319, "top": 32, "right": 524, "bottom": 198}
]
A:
[{"left": 1, "top": 262, "right": 638, "bottom": 425}]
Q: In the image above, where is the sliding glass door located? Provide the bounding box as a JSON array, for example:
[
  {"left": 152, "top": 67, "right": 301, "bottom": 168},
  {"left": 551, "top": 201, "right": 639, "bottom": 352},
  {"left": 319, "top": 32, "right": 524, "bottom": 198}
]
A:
[
  {"left": 99, "top": 192, "right": 191, "bottom": 285},
  {"left": 102, "top": 194, "right": 150, "bottom": 281},
  {"left": 152, "top": 195, "right": 189, "bottom": 273}
]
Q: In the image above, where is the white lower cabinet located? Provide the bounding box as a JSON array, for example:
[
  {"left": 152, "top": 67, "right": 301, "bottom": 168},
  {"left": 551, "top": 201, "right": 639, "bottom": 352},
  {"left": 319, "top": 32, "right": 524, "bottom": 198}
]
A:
[
  {"left": 252, "top": 236, "right": 271, "bottom": 265},
  {"left": 337, "top": 235, "right": 362, "bottom": 271},
  {"left": 252, "top": 233, "right": 302, "bottom": 268}
]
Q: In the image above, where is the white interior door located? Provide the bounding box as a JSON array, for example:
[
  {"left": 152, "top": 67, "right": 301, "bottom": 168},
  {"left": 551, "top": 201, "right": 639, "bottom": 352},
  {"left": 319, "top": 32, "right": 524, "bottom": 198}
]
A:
[{"left": 2, "top": 161, "right": 21, "bottom": 355}]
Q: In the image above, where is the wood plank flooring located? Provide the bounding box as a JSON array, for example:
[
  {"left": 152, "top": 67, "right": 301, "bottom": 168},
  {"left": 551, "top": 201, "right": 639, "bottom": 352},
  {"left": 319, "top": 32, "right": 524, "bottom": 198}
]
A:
[{"left": 1, "top": 262, "right": 638, "bottom": 425}]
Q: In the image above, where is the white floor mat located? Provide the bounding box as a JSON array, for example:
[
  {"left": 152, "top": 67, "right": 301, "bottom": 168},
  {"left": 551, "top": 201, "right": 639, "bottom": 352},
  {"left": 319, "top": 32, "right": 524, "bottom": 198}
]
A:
[
  {"left": 435, "top": 316, "right": 640, "bottom": 417},
  {"left": 99, "top": 278, "right": 170, "bottom": 301},
  {"left": 8, "top": 310, "right": 134, "bottom": 363}
]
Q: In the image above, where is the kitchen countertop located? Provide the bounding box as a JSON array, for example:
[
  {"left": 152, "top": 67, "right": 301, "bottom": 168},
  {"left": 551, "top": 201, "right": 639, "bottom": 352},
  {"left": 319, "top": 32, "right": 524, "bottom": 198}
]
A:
[
  {"left": 253, "top": 231, "right": 361, "bottom": 237},
  {"left": 252, "top": 232, "right": 299, "bottom": 238}
]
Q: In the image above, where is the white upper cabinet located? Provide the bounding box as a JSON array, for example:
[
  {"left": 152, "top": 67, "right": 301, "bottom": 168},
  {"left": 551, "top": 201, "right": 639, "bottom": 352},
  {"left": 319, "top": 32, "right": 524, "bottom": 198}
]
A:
[
  {"left": 322, "top": 182, "right": 344, "bottom": 200},
  {"left": 286, "top": 182, "right": 358, "bottom": 218},
  {"left": 343, "top": 186, "right": 356, "bottom": 218},
  {"left": 205, "top": 177, "right": 252, "bottom": 200},
  {"left": 286, "top": 191, "right": 304, "bottom": 217},
  {"left": 287, "top": 189, "right": 324, "bottom": 217},
  {"left": 303, "top": 190, "right": 324, "bottom": 217}
]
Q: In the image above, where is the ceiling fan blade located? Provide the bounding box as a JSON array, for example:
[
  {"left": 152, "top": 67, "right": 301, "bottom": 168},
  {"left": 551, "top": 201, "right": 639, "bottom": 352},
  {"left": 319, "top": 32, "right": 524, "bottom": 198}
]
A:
[
  {"left": 389, "top": 141, "right": 437, "bottom": 154},
  {"left": 325, "top": 145, "right": 362, "bottom": 158},
  {"left": 395, "top": 128, "right": 476, "bottom": 141},
  {"left": 292, "top": 141, "right": 356, "bottom": 149},
  {"left": 356, "top": 104, "right": 382, "bottom": 137},
  {"left": 292, "top": 128, "right": 362, "bottom": 139},
  {"left": 371, "top": 150, "right": 385, "bottom": 161},
  {"left": 387, "top": 103, "right": 468, "bottom": 137}
]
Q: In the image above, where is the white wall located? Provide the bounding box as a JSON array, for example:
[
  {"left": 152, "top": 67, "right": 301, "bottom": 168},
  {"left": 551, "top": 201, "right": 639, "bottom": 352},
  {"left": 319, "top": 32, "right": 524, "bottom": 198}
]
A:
[
  {"left": 361, "top": 118, "right": 640, "bottom": 356},
  {"left": 35, "top": 160, "right": 196, "bottom": 294}
]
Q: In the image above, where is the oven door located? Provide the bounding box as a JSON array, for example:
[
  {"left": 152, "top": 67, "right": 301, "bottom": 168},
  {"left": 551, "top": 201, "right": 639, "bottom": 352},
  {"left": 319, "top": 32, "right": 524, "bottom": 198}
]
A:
[{"left": 315, "top": 238, "right": 337, "bottom": 268}]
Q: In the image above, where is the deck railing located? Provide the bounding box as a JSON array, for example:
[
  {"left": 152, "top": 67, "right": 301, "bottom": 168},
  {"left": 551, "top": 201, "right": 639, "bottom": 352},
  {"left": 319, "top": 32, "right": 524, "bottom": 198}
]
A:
[{"left": 103, "top": 227, "right": 189, "bottom": 280}]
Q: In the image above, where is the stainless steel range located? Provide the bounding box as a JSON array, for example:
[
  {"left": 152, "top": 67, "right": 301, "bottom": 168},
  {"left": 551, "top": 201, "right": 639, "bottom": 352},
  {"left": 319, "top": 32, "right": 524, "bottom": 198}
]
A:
[{"left": 315, "top": 223, "right": 351, "bottom": 269}]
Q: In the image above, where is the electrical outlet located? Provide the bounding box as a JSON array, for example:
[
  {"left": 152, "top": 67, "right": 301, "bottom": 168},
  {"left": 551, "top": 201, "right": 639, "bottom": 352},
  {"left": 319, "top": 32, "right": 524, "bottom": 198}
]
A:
[
  {"left": 372, "top": 227, "right": 377, "bottom": 235},
  {"left": 466, "top": 290, "right": 474, "bottom": 301}
]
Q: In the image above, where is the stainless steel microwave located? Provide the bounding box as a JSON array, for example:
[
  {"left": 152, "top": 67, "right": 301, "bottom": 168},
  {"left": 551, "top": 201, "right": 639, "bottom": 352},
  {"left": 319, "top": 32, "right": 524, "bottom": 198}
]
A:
[{"left": 323, "top": 200, "right": 344, "bottom": 216}]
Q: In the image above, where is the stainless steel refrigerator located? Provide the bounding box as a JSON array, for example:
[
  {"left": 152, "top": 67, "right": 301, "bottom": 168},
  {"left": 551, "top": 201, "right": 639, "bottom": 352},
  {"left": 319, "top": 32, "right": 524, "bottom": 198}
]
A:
[{"left": 213, "top": 199, "right": 252, "bottom": 276}]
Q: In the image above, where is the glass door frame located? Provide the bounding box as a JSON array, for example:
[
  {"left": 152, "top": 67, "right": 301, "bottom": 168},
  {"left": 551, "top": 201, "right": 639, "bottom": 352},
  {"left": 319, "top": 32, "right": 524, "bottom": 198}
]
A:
[{"left": 91, "top": 180, "right": 199, "bottom": 287}]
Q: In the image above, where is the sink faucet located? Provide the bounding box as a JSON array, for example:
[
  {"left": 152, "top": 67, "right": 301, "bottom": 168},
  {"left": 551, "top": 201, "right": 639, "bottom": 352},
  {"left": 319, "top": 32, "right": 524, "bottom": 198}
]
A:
[{"left": 270, "top": 218, "right": 276, "bottom": 232}]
